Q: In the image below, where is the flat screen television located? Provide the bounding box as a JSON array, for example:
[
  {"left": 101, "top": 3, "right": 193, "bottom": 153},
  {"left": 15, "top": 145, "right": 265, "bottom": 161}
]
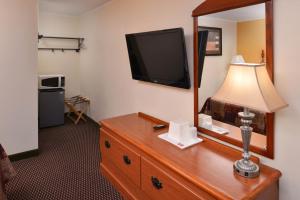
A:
[
  {"left": 198, "top": 30, "right": 208, "bottom": 88},
  {"left": 125, "top": 28, "right": 191, "bottom": 89}
]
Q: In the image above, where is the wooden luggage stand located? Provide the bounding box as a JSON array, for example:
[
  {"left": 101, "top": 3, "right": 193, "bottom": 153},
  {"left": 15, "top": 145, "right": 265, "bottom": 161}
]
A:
[{"left": 64, "top": 95, "right": 90, "bottom": 125}]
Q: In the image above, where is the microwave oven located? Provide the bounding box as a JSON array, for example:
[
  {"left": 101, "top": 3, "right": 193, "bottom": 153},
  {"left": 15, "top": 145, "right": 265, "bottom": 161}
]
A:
[{"left": 38, "top": 75, "right": 65, "bottom": 89}]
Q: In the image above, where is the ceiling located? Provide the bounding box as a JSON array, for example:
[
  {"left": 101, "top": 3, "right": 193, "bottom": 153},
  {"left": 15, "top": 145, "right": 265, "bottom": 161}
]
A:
[
  {"left": 206, "top": 4, "right": 265, "bottom": 22},
  {"left": 39, "top": 0, "right": 111, "bottom": 16}
]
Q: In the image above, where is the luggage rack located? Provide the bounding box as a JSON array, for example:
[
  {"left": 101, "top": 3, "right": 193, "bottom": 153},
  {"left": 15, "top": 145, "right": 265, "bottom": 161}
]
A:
[{"left": 65, "top": 95, "right": 90, "bottom": 124}]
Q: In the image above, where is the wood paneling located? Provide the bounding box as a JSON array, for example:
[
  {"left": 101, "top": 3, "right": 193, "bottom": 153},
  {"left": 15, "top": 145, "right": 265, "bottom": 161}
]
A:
[
  {"left": 192, "top": 0, "right": 271, "bottom": 17},
  {"left": 100, "top": 130, "right": 141, "bottom": 187},
  {"left": 141, "top": 157, "right": 211, "bottom": 200},
  {"left": 193, "top": 17, "right": 199, "bottom": 129},
  {"left": 101, "top": 162, "right": 150, "bottom": 200},
  {"left": 99, "top": 113, "right": 281, "bottom": 200},
  {"left": 265, "top": 0, "right": 275, "bottom": 159}
]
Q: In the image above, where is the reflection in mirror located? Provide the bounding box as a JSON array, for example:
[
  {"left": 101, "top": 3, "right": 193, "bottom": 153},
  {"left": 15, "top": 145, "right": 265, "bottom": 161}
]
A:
[{"left": 197, "top": 4, "right": 267, "bottom": 149}]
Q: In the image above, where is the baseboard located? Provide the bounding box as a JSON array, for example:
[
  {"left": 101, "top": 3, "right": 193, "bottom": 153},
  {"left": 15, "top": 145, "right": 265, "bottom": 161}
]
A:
[
  {"left": 9, "top": 149, "right": 39, "bottom": 162},
  {"left": 83, "top": 114, "right": 100, "bottom": 127}
]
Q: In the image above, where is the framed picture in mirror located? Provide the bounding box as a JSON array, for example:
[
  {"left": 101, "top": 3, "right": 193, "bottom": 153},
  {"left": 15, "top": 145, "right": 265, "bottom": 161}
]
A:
[{"left": 198, "top": 26, "right": 222, "bottom": 56}]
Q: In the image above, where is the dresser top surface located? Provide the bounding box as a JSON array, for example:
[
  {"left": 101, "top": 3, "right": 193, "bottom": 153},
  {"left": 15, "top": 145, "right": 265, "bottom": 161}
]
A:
[{"left": 100, "top": 113, "right": 281, "bottom": 200}]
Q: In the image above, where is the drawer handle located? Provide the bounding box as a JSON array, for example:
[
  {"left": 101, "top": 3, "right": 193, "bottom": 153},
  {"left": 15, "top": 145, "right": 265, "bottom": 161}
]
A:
[
  {"left": 151, "top": 176, "right": 163, "bottom": 190},
  {"left": 123, "top": 155, "right": 131, "bottom": 165},
  {"left": 104, "top": 140, "right": 111, "bottom": 149}
]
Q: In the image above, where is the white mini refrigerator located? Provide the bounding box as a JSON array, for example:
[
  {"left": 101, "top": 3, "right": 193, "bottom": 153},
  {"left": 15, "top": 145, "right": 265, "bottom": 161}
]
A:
[{"left": 38, "top": 88, "right": 65, "bottom": 128}]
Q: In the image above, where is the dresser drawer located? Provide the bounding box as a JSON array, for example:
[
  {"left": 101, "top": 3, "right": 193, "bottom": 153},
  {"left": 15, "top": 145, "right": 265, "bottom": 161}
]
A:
[
  {"left": 100, "top": 129, "right": 141, "bottom": 187},
  {"left": 141, "top": 158, "right": 205, "bottom": 200}
]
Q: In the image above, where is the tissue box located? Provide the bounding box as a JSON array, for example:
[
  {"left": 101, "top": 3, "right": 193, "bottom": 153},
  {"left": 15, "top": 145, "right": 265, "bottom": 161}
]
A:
[
  {"left": 182, "top": 127, "right": 198, "bottom": 144},
  {"left": 168, "top": 120, "right": 198, "bottom": 145},
  {"left": 159, "top": 120, "right": 202, "bottom": 149},
  {"left": 199, "top": 114, "right": 213, "bottom": 129},
  {"left": 168, "top": 120, "right": 190, "bottom": 141}
]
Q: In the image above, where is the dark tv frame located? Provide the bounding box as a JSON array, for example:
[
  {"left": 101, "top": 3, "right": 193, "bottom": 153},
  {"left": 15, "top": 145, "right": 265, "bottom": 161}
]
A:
[
  {"left": 198, "top": 30, "right": 208, "bottom": 88},
  {"left": 125, "top": 28, "right": 191, "bottom": 89}
]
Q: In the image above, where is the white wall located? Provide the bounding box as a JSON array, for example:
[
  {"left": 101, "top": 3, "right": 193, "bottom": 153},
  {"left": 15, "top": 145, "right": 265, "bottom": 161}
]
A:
[
  {"left": 80, "top": 0, "right": 200, "bottom": 121},
  {"left": 0, "top": 0, "right": 38, "bottom": 155},
  {"left": 263, "top": 0, "right": 300, "bottom": 199},
  {"left": 38, "top": 12, "right": 81, "bottom": 98},
  {"left": 198, "top": 17, "right": 237, "bottom": 109},
  {"left": 79, "top": 0, "right": 300, "bottom": 199}
]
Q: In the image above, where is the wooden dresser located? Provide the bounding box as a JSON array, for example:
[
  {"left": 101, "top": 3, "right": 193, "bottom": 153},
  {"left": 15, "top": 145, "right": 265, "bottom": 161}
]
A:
[{"left": 99, "top": 113, "right": 281, "bottom": 200}]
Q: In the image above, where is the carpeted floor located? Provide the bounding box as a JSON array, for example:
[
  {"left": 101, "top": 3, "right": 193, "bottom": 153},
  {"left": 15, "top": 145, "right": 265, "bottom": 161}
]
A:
[{"left": 6, "top": 118, "right": 123, "bottom": 200}]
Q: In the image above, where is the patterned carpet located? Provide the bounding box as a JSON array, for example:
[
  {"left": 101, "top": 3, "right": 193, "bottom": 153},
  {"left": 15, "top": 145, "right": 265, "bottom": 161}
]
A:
[{"left": 6, "top": 118, "right": 123, "bottom": 200}]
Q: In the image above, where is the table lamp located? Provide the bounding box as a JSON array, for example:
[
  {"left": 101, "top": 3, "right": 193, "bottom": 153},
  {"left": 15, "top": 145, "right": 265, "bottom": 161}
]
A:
[{"left": 212, "top": 63, "right": 287, "bottom": 178}]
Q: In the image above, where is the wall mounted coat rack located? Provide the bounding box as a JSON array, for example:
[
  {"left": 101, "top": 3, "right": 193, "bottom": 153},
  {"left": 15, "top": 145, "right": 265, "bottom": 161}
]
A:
[{"left": 38, "top": 34, "right": 84, "bottom": 52}]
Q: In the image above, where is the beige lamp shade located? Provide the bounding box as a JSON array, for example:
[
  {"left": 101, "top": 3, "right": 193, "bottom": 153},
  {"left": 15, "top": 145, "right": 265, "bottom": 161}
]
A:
[
  {"left": 212, "top": 63, "right": 288, "bottom": 113},
  {"left": 231, "top": 55, "right": 245, "bottom": 64}
]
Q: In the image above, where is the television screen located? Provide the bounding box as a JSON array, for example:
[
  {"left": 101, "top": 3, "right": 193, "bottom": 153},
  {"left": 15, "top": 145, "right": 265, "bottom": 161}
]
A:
[
  {"left": 198, "top": 30, "right": 208, "bottom": 88},
  {"left": 125, "top": 28, "right": 190, "bottom": 89}
]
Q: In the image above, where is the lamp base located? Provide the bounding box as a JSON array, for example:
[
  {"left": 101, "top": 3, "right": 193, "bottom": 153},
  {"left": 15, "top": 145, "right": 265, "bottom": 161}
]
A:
[{"left": 234, "top": 159, "right": 259, "bottom": 178}]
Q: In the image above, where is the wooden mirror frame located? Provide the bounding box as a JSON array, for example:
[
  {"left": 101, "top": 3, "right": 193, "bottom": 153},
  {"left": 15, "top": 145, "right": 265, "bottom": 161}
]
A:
[{"left": 193, "top": 0, "right": 275, "bottom": 158}]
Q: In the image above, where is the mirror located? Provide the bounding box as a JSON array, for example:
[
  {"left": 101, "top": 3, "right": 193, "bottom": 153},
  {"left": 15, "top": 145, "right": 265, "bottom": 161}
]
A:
[
  {"left": 199, "top": 5, "right": 266, "bottom": 146},
  {"left": 193, "top": 0, "right": 274, "bottom": 158}
]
